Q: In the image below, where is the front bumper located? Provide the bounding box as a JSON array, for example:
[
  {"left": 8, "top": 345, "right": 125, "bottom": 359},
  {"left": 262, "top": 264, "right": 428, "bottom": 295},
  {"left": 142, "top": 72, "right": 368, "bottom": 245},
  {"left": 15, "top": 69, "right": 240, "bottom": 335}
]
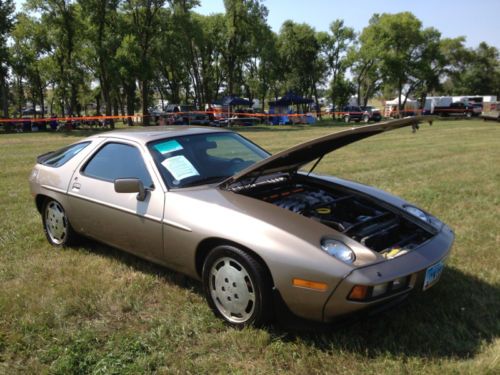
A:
[{"left": 322, "top": 224, "right": 454, "bottom": 322}]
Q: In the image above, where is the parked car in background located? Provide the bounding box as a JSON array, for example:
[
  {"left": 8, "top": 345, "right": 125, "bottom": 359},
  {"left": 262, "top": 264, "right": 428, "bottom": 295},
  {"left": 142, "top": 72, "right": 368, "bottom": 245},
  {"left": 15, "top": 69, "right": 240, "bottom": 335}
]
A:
[
  {"left": 340, "top": 105, "right": 364, "bottom": 123},
  {"left": 432, "top": 102, "right": 474, "bottom": 117},
  {"left": 470, "top": 103, "right": 483, "bottom": 116},
  {"left": 29, "top": 116, "right": 453, "bottom": 327},
  {"left": 360, "top": 106, "right": 383, "bottom": 123}
]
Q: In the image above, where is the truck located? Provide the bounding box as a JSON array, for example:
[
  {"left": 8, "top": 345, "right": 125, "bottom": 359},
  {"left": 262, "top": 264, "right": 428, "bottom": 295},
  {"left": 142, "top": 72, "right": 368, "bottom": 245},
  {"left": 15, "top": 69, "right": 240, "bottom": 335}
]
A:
[{"left": 431, "top": 101, "right": 475, "bottom": 117}]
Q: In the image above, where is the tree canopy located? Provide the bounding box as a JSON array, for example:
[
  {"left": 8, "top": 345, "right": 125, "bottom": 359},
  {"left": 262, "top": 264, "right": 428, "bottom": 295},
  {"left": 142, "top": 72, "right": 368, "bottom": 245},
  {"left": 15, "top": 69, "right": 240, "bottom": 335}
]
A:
[{"left": 2, "top": 2, "right": 499, "bottom": 121}]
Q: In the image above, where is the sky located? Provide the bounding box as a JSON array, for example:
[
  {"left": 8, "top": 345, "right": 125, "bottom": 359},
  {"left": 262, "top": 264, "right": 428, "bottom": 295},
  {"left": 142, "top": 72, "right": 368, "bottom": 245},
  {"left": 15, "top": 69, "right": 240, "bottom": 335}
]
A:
[
  {"left": 195, "top": 0, "right": 500, "bottom": 50},
  {"left": 13, "top": 0, "right": 500, "bottom": 50}
]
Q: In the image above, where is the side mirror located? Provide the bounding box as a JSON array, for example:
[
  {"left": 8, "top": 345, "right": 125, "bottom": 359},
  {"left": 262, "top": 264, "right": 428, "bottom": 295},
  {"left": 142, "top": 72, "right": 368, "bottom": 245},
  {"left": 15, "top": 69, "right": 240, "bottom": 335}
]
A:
[{"left": 114, "top": 178, "right": 147, "bottom": 201}]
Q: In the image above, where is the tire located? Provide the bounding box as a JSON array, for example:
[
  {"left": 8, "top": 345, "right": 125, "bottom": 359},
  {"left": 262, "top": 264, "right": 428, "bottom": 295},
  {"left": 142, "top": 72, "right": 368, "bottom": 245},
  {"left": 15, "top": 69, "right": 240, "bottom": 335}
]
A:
[
  {"left": 362, "top": 114, "right": 370, "bottom": 123},
  {"left": 343, "top": 115, "right": 350, "bottom": 123},
  {"left": 202, "top": 245, "right": 272, "bottom": 327},
  {"left": 42, "top": 199, "right": 78, "bottom": 247}
]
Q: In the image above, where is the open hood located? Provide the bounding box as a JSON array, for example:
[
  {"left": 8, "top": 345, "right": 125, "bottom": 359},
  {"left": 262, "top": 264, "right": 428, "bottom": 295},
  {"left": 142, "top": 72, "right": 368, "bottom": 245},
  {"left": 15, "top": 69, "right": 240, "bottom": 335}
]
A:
[{"left": 220, "top": 116, "right": 435, "bottom": 188}]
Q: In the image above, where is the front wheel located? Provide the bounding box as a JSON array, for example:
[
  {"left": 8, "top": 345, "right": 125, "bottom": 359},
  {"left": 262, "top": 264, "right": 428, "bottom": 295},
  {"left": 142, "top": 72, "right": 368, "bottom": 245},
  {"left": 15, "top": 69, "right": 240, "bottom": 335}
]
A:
[
  {"left": 42, "top": 199, "right": 78, "bottom": 246},
  {"left": 202, "top": 245, "right": 272, "bottom": 327}
]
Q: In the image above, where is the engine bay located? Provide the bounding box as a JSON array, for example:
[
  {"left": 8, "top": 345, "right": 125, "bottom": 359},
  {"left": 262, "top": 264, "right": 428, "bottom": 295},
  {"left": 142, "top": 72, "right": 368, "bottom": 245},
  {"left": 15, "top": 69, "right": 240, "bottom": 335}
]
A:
[{"left": 240, "top": 177, "right": 433, "bottom": 257}]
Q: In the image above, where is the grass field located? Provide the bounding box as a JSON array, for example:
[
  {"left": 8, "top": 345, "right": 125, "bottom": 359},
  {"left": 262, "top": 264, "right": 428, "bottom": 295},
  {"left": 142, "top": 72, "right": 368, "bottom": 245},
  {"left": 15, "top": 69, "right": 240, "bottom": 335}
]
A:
[{"left": 0, "top": 119, "right": 499, "bottom": 374}]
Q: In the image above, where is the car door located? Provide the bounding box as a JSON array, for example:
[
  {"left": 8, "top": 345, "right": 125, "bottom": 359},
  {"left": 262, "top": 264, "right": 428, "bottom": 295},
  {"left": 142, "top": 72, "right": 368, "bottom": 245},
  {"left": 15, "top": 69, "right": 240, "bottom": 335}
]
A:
[{"left": 67, "top": 139, "right": 165, "bottom": 262}]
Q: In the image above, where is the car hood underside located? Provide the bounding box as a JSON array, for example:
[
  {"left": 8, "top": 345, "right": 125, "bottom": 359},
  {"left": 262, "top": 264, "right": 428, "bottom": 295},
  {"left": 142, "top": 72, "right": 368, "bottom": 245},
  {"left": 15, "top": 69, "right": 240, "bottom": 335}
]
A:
[{"left": 220, "top": 116, "right": 435, "bottom": 188}]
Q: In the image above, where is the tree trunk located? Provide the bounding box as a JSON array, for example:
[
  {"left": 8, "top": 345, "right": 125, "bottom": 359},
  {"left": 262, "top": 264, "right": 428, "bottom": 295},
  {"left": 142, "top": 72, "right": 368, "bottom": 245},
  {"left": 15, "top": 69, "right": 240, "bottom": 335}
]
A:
[
  {"left": 142, "top": 79, "right": 149, "bottom": 126},
  {"left": 1, "top": 79, "right": 8, "bottom": 117},
  {"left": 313, "top": 85, "right": 321, "bottom": 119},
  {"left": 398, "top": 80, "right": 403, "bottom": 118},
  {"left": 125, "top": 81, "right": 135, "bottom": 126},
  {"left": 17, "top": 77, "right": 23, "bottom": 116}
]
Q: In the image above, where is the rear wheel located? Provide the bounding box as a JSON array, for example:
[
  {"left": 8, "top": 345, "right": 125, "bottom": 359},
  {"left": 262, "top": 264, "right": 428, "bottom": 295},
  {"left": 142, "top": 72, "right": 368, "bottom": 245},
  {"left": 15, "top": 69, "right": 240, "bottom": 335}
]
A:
[
  {"left": 202, "top": 245, "right": 272, "bottom": 327},
  {"left": 42, "top": 199, "right": 78, "bottom": 247}
]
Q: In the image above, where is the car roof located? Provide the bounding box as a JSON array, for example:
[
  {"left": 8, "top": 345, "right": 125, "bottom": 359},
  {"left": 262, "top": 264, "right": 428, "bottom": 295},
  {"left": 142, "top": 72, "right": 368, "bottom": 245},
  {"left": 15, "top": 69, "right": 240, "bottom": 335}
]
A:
[{"left": 89, "top": 126, "right": 230, "bottom": 144}]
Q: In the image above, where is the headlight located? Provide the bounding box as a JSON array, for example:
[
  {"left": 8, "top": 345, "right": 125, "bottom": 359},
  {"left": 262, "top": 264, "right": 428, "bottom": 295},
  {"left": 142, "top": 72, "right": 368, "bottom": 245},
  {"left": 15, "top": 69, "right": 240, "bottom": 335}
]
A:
[
  {"left": 320, "top": 239, "right": 355, "bottom": 264},
  {"left": 404, "top": 205, "right": 443, "bottom": 230},
  {"left": 404, "top": 205, "right": 430, "bottom": 223}
]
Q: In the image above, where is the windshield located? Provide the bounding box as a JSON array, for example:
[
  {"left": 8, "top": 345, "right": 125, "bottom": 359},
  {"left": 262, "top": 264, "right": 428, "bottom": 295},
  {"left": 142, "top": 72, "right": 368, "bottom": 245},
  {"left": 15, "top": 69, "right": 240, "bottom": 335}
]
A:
[{"left": 148, "top": 132, "right": 270, "bottom": 188}]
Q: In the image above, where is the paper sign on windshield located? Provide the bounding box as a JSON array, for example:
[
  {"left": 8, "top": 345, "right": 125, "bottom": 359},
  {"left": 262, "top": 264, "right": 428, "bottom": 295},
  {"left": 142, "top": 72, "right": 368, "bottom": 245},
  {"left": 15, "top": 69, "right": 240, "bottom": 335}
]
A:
[
  {"left": 154, "top": 140, "right": 183, "bottom": 154},
  {"left": 161, "top": 155, "right": 199, "bottom": 181}
]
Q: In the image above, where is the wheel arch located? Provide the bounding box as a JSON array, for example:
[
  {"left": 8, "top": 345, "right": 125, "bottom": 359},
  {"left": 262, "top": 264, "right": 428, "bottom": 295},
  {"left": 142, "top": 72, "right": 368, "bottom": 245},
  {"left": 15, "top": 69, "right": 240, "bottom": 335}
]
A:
[
  {"left": 195, "top": 237, "right": 275, "bottom": 286},
  {"left": 35, "top": 194, "right": 50, "bottom": 214}
]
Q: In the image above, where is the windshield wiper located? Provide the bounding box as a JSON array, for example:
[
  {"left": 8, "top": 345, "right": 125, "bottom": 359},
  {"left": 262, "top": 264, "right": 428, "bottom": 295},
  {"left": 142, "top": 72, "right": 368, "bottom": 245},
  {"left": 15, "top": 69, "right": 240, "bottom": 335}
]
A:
[{"left": 181, "top": 175, "right": 231, "bottom": 187}]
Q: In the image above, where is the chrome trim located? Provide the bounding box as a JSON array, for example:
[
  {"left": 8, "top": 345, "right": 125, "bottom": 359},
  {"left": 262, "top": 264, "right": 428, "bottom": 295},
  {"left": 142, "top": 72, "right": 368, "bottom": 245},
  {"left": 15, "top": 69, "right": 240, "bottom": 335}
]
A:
[
  {"left": 162, "top": 219, "right": 192, "bottom": 232},
  {"left": 67, "top": 192, "right": 163, "bottom": 223}
]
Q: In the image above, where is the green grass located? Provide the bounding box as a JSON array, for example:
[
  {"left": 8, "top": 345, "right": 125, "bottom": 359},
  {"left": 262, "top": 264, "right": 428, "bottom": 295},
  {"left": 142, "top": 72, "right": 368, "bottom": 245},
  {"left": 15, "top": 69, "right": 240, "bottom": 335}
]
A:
[{"left": 0, "top": 120, "right": 499, "bottom": 374}]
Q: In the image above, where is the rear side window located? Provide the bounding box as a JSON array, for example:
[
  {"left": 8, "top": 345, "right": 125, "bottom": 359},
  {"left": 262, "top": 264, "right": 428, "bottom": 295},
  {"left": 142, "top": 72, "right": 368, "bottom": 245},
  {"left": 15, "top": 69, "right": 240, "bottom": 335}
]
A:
[
  {"left": 82, "top": 142, "right": 153, "bottom": 187},
  {"left": 39, "top": 142, "right": 91, "bottom": 167}
]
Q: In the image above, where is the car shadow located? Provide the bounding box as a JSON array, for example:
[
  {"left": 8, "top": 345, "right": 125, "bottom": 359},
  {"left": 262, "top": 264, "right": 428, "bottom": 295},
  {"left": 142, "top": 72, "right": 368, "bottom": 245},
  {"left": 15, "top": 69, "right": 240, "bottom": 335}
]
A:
[
  {"left": 270, "top": 267, "right": 500, "bottom": 359},
  {"left": 72, "top": 239, "right": 499, "bottom": 360},
  {"left": 73, "top": 238, "right": 204, "bottom": 293}
]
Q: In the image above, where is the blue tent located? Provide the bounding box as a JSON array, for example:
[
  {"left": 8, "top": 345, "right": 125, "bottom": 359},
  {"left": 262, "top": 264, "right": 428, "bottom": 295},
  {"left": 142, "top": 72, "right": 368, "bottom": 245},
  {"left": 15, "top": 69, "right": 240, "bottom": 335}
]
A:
[
  {"left": 268, "top": 92, "right": 313, "bottom": 106},
  {"left": 213, "top": 96, "right": 253, "bottom": 107}
]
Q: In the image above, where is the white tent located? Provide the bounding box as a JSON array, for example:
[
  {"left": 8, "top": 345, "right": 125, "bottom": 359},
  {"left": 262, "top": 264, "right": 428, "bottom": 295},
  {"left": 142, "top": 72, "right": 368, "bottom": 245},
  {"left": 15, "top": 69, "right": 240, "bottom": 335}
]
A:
[
  {"left": 384, "top": 96, "right": 419, "bottom": 117},
  {"left": 385, "top": 95, "right": 418, "bottom": 106}
]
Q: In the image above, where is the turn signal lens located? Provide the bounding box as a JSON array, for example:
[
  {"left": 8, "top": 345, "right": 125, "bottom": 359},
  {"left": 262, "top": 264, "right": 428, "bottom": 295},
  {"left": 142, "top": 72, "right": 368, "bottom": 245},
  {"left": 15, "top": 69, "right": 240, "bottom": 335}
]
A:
[
  {"left": 292, "top": 278, "right": 328, "bottom": 291},
  {"left": 349, "top": 285, "right": 369, "bottom": 300}
]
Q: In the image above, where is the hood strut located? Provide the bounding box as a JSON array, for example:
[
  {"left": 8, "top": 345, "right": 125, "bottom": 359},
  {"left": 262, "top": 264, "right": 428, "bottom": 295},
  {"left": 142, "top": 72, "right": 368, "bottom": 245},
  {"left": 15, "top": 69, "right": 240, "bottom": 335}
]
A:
[{"left": 307, "top": 154, "right": 325, "bottom": 176}]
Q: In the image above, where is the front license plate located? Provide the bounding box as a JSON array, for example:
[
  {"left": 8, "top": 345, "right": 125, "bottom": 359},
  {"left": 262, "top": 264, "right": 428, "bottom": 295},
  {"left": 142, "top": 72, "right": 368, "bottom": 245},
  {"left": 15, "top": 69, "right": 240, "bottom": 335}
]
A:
[{"left": 423, "top": 260, "right": 444, "bottom": 291}]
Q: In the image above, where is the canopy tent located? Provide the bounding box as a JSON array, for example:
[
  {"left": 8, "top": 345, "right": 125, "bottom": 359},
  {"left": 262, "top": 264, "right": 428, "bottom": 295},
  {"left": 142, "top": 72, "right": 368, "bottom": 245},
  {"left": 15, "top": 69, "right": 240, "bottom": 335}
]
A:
[
  {"left": 268, "top": 92, "right": 314, "bottom": 106},
  {"left": 384, "top": 96, "right": 419, "bottom": 117},
  {"left": 268, "top": 92, "right": 315, "bottom": 125},
  {"left": 212, "top": 96, "right": 253, "bottom": 107},
  {"left": 385, "top": 95, "right": 418, "bottom": 106}
]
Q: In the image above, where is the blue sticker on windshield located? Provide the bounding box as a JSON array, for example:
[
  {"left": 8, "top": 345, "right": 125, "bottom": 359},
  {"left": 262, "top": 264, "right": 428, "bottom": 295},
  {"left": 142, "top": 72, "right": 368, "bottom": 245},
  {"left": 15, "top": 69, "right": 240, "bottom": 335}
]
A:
[{"left": 154, "top": 140, "right": 183, "bottom": 154}]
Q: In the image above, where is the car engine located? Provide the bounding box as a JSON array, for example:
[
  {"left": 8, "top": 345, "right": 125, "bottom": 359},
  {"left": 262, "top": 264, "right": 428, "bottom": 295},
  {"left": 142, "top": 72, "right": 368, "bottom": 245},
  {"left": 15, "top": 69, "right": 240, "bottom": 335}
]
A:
[{"left": 240, "top": 178, "right": 433, "bottom": 255}]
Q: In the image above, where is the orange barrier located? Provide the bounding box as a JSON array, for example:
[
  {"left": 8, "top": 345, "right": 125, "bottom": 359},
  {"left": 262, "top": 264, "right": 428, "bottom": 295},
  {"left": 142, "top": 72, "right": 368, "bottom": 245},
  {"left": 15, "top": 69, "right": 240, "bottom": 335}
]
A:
[
  {"left": 0, "top": 114, "right": 134, "bottom": 123},
  {"left": 0, "top": 107, "right": 475, "bottom": 125}
]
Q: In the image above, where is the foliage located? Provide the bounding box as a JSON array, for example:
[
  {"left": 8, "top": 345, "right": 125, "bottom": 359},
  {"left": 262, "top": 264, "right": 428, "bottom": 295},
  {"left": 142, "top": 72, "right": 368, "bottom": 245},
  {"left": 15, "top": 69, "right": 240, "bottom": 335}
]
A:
[
  {"left": 0, "top": 0, "right": 15, "bottom": 116},
  {"left": 1, "top": 4, "right": 499, "bottom": 119}
]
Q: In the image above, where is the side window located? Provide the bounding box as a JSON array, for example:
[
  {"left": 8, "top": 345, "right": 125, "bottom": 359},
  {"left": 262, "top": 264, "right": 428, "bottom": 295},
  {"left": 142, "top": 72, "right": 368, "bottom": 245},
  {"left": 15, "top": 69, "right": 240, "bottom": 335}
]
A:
[
  {"left": 41, "top": 142, "right": 90, "bottom": 167},
  {"left": 83, "top": 143, "right": 153, "bottom": 187}
]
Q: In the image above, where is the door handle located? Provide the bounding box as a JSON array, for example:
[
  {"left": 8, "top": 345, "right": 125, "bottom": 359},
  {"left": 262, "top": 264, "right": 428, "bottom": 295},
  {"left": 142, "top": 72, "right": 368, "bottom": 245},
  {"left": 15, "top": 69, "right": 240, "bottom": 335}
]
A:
[{"left": 72, "top": 182, "right": 81, "bottom": 190}]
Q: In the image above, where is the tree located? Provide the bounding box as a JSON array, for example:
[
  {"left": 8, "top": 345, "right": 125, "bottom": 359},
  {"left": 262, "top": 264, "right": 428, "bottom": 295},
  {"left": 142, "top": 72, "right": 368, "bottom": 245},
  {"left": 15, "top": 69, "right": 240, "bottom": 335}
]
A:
[
  {"left": 277, "top": 21, "right": 325, "bottom": 104},
  {"left": 0, "top": 0, "right": 15, "bottom": 117},
  {"left": 222, "top": 0, "right": 268, "bottom": 95},
  {"left": 10, "top": 14, "right": 52, "bottom": 117},
  {"left": 318, "top": 19, "right": 356, "bottom": 108},
  {"left": 26, "top": 0, "right": 87, "bottom": 116},
  {"left": 78, "top": 0, "right": 120, "bottom": 118},
  {"left": 463, "top": 43, "right": 500, "bottom": 96},
  {"left": 122, "top": 0, "right": 165, "bottom": 125},
  {"left": 360, "top": 12, "right": 445, "bottom": 115},
  {"left": 439, "top": 39, "right": 500, "bottom": 97},
  {"left": 327, "top": 73, "right": 354, "bottom": 109}
]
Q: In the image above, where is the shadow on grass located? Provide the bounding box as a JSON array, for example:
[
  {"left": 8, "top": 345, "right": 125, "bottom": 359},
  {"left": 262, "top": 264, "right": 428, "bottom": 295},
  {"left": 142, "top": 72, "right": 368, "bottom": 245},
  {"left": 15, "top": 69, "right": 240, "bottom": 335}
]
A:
[
  {"left": 272, "top": 267, "right": 500, "bottom": 359},
  {"left": 73, "top": 238, "right": 499, "bottom": 360}
]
